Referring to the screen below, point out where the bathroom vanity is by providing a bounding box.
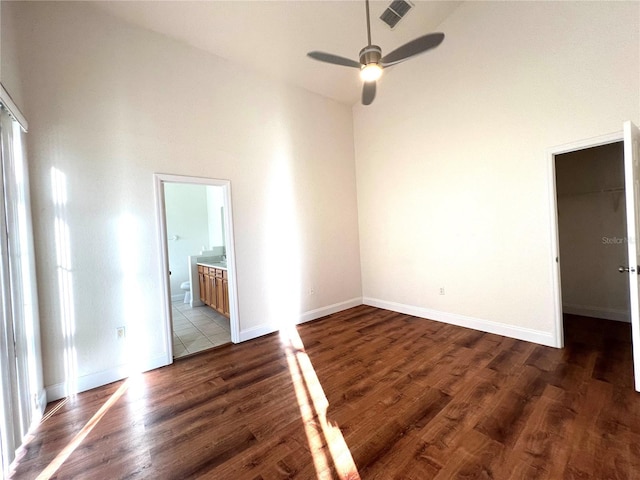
[197,263,230,318]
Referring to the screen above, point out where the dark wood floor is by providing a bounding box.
[9,306,640,479]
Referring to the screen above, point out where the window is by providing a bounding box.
[0,86,43,476]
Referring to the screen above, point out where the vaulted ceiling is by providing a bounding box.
[93,1,463,105]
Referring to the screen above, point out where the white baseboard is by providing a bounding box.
[238,297,363,342]
[45,353,170,402]
[562,303,630,323]
[363,297,557,347]
[44,297,363,402]
[21,388,47,444]
[299,297,363,323]
[37,388,47,414]
[44,296,556,402]
[239,324,278,343]
[171,294,184,302]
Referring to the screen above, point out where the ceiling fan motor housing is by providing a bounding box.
[306,0,445,104]
[359,45,382,66]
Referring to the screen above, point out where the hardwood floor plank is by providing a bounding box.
[417,374,503,467]
[432,428,504,480]
[359,389,451,477]
[506,391,576,479]
[206,430,306,479]
[473,389,534,447]
[9,309,640,479]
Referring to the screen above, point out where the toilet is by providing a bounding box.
[180,281,191,304]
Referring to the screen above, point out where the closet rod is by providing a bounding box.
[558,186,624,196]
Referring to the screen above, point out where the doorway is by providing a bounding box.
[154,174,239,360]
[555,141,629,325]
[552,139,636,385]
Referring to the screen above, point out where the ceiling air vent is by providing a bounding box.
[380,0,414,29]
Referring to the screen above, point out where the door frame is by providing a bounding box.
[154,173,240,362]
[548,130,623,348]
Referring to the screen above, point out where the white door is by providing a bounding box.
[623,120,640,392]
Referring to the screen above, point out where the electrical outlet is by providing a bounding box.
[309,287,315,296]
[439,287,445,295]
[117,326,126,339]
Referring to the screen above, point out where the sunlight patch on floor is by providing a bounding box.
[34,379,131,480]
[281,326,361,480]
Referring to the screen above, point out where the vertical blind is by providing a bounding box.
[0,89,43,476]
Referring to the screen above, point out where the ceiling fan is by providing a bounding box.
[307,0,444,106]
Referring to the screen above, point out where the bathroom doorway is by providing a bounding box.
[154,174,239,359]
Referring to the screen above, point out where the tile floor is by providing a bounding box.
[172,300,231,358]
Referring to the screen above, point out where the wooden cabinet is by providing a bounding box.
[206,271,215,308]
[198,265,206,303]
[197,264,230,318]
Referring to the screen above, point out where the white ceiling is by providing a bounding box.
[93,1,463,105]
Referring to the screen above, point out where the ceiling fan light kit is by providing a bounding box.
[360,64,383,82]
[307,0,445,106]
[359,45,383,82]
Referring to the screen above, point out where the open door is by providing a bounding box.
[623,120,640,392]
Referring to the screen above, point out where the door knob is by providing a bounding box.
[619,265,637,273]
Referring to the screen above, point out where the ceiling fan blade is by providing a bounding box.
[307,51,361,68]
[380,32,445,67]
[362,81,376,106]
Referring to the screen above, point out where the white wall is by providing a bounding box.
[6,1,362,399]
[556,143,629,322]
[354,1,640,345]
[0,3,24,109]
[164,183,210,299]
